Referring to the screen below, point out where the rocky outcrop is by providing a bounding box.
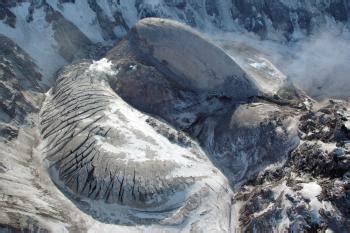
[0,34,43,139]
[0,1,112,83]
[231,0,349,39]
[1,0,349,46]
[134,0,350,40]
[203,102,298,185]
[234,100,350,232]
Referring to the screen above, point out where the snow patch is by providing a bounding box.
[300,182,322,200]
[298,181,334,223]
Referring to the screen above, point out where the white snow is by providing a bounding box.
[319,141,337,153]
[299,181,335,223]
[118,0,139,28]
[46,0,104,43]
[270,182,292,231]
[300,182,322,222]
[0,3,67,84]
[300,182,322,200]
[338,108,350,130]
[94,91,204,168]
[303,99,312,110]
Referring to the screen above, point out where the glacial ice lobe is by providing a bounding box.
[41,60,230,208]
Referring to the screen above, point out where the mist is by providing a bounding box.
[209,25,350,100]
[283,30,350,99]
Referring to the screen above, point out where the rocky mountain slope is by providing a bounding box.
[2,0,348,41]
[1,0,349,101]
[0,1,349,232]
[1,0,349,79]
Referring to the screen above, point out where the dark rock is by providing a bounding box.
[299,102,350,143]
[205,0,219,17]
[0,34,42,125]
[230,0,349,40]
[0,6,16,28]
[327,1,348,22]
[0,162,7,173]
[0,123,18,140]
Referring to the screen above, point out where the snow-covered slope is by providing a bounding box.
[0,0,349,98]
[1,0,349,82]
[0,2,66,84]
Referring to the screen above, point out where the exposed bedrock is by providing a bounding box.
[40,18,300,225]
[0,34,43,140]
[233,100,350,232]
